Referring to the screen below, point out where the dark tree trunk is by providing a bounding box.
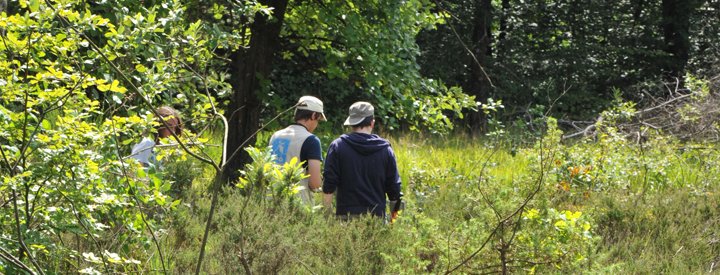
[223,0,289,182]
[467,0,493,135]
[498,0,509,45]
[661,0,701,81]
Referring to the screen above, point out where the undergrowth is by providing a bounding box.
[151,124,720,274]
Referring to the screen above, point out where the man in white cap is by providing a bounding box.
[269,96,327,205]
[322,101,402,220]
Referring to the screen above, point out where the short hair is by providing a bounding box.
[294,109,319,121]
[156,106,182,135]
[351,116,374,128]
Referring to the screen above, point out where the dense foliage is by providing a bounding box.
[417,0,720,122]
[1,0,719,274]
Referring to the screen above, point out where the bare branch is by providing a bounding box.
[11,188,45,275]
[562,78,720,142]
[446,87,566,273]
[0,245,37,274]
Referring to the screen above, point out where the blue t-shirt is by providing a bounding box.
[300,135,322,168]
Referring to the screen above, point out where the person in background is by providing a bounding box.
[130,106,183,167]
[322,101,402,220]
[269,96,327,205]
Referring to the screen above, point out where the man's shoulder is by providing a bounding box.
[273,125,294,134]
[271,125,305,138]
[269,127,286,138]
[329,136,346,146]
[370,133,389,141]
[302,134,321,144]
[132,137,155,152]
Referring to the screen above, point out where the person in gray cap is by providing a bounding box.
[270,96,326,205]
[322,102,402,220]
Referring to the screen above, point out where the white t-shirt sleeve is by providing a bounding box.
[130,137,156,165]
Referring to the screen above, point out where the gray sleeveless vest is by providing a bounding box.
[269,125,314,205]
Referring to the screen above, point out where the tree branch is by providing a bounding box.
[432,0,494,88]
[0,245,37,274]
[11,188,45,275]
[177,60,230,166]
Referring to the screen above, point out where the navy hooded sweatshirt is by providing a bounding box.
[323,132,402,217]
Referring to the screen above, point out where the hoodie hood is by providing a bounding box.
[340,132,390,156]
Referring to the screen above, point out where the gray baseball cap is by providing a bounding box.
[343,101,374,126]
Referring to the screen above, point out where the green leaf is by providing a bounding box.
[96,79,110,92]
[41,119,51,130]
[109,80,127,93]
[170,199,181,208]
[29,0,40,12]
[155,191,166,206]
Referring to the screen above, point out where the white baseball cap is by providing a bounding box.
[296,96,327,121]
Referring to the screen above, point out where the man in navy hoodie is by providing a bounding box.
[322,101,402,219]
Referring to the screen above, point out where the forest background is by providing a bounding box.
[1,0,720,274]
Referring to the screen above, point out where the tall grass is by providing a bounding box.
[155,131,720,273]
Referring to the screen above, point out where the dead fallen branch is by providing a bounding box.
[561,78,720,142]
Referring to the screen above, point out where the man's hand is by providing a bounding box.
[389,199,404,223]
[323,193,333,217]
[323,193,333,208]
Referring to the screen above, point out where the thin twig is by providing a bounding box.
[8,28,44,274]
[110,120,167,274]
[58,192,110,274]
[195,104,296,274]
[444,162,549,274]
[177,60,230,166]
[20,29,32,172]
[636,92,693,115]
[223,104,297,170]
[475,149,502,222]
[195,174,225,275]
[446,85,565,274]
[0,246,36,274]
[12,188,45,275]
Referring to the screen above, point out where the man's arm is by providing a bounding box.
[307,159,322,190]
[322,141,340,211]
[385,146,402,201]
[300,135,323,190]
